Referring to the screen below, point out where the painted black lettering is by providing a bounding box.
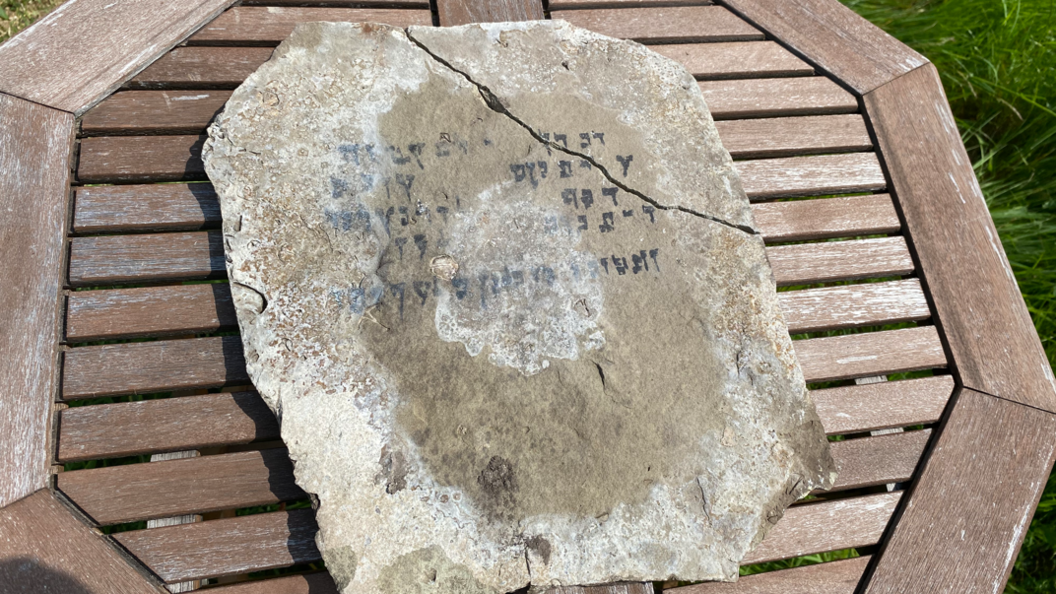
[616,155,633,177]
[599,212,614,233]
[602,187,618,206]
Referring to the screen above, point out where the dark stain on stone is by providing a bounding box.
[477,455,517,513]
[377,446,408,495]
[525,535,552,565]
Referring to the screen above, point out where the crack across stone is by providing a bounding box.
[404,29,757,237]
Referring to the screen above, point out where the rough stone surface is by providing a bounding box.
[202,20,837,594]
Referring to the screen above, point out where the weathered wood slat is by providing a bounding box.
[0,94,74,508]
[700,77,858,120]
[745,492,901,564]
[114,509,320,583]
[129,47,276,90]
[0,490,162,592]
[57,391,278,463]
[794,326,947,383]
[716,114,871,160]
[66,283,237,342]
[73,183,221,234]
[81,91,230,136]
[66,231,910,288]
[58,448,305,525]
[866,389,1056,593]
[780,279,930,334]
[554,6,762,43]
[68,231,225,287]
[77,135,206,184]
[550,0,713,8]
[646,41,813,80]
[186,7,433,45]
[752,194,900,243]
[672,556,869,594]
[245,0,427,5]
[738,153,886,200]
[206,573,338,594]
[767,237,914,287]
[812,375,954,436]
[62,336,248,400]
[826,429,929,493]
[436,0,544,25]
[721,0,928,94]
[548,585,653,594]
[865,64,1056,412]
[60,321,941,400]
[0,0,234,114]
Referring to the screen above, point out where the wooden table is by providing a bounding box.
[1,0,1053,592]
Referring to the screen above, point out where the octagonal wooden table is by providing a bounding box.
[1,0,1054,592]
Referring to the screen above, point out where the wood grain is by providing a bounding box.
[700,77,857,120]
[68,231,225,286]
[62,336,248,400]
[795,326,947,383]
[114,509,320,583]
[206,573,338,594]
[737,153,886,200]
[779,279,930,334]
[826,429,929,493]
[554,6,763,43]
[766,237,914,287]
[719,0,928,94]
[186,7,433,45]
[65,231,909,287]
[550,0,713,7]
[66,283,237,341]
[865,388,1056,594]
[672,556,868,593]
[0,94,73,508]
[81,91,230,136]
[73,183,221,234]
[59,448,305,525]
[716,114,871,160]
[647,41,813,80]
[436,0,543,25]
[548,585,653,594]
[0,490,162,593]
[77,135,206,184]
[864,63,1056,412]
[57,391,278,462]
[812,375,954,436]
[744,491,901,564]
[129,47,276,90]
[0,0,235,114]
[752,194,900,243]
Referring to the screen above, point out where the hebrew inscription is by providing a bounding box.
[203,20,836,594]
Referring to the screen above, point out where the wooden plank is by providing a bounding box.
[80,91,230,136]
[554,6,763,43]
[68,231,225,287]
[795,326,947,384]
[826,429,929,493]
[0,0,235,114]
[738,153,886,200]
[671,556,868,593]
[865,388,1056,594]
[129,47,275,90]
[77,135,206,184]
[779,279,930,334]
[436,0,543,25]
[186,7,433,45]
[813,375,954,436]
[744,491,901,564]
[62,336,248,400]
[65,231,909,287]
[0,94,73,508]
[58,448,305,525]
[245,0,427,6]
[67,284,237,342]
[548,585,652,594]
[114,509,321,583]
[864,63,1056,412]
[550,0,713,8]
[751,194,900,243]
[57,391,278,462]
[767,237,914,287]
[0,490,161,592]
[720,0,928,94]
[700,77,858,120]
[716,114,871,160]
[206,573,338,594]
[626,41,813,80]
[73,183,221,234]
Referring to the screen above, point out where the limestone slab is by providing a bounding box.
[203,20,836,593]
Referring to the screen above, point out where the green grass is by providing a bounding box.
[0,0,62,43]
[839,0,1056,591]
